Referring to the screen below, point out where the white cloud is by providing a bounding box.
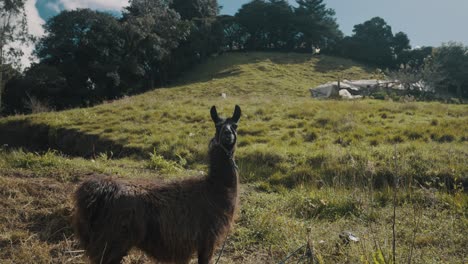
[58,0,129,11]
[25,0,45,37]
[45,2,62,13]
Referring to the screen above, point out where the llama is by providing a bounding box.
[72,105,242,264]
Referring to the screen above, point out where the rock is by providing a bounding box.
[310,83,339,98]
[339,89,362,99]
[221,93,227,99]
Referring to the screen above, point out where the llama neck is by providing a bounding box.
[208,145,238,189]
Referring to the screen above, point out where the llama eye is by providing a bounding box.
[231,124,238,130]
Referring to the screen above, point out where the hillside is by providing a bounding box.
[1,52,467,263]
[0,52,373,155]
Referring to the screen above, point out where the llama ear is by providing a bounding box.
[210,106,221,124]
[232,105,241,123]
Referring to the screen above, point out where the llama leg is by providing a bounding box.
[198,241,216,264]
[87,241,131,264]
[175,259,191,264]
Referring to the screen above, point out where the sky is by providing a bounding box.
[15,0,468,67]
[219,0,468,48]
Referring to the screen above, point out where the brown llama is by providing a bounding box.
[72,105,242,264]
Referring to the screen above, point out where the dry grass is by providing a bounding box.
[1,168,466,263]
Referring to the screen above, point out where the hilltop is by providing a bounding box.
[0,52,467,263]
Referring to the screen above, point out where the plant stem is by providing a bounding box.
[392,145,398,264]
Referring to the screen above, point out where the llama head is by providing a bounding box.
[210,105,241,149]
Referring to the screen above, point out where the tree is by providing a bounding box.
[338,17,410,68]
[398,46,432,69]
[235,0,270,50]
[218,15,246,50]
[294,0,342,51]
[265,0,295,50]
[4,64,67,112]
[171,0,219,20]
[35,9,126,107]
[344,17,395,67]
[159,0,223,84]
[236,0,295,50]
[429,42,468,98]
[0,0,31,110]
[122,0,190,89]
[393,32,410,56]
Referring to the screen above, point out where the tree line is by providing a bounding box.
[1,0,467,115]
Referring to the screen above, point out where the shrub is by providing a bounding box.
[315,118,330,127]
[438,134,456,143]
[147,149,181,174]
[7,149,61,169]
[404,130,424,140]
[303,130,318,142]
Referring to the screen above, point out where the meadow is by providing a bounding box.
[0,52,467,263]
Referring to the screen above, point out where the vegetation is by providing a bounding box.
[2,0,468,115]
[0,52,467,263]
[427,42,468,98]
[337,17,410,68]
[2,0,219,114]
[0,0,31,110]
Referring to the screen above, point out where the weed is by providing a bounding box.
[147,149,181,174]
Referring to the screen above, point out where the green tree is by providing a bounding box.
[35,9,126,107]
[218,15,246,50]
[235,0,270,50]
[266,0,295,50]
[429,42,468,98]
[0,0,31,111]
[294,0,342,51]
[236,0,295,50]
[5,63,67,112]
[171,0,219,20]
[393,32,410,55]
[160,0,223,84]
[344,17,394,67]
[339,17,410,68]
[123,0,190,89]
[398,46,432,69]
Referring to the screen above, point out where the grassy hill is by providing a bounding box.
[0,52,467,263]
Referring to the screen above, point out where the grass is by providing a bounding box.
[0,52,467,263]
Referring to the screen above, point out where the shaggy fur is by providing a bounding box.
[72,106,241,264]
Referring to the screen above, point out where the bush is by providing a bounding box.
[303,130,318,142]
[147,149,181,174]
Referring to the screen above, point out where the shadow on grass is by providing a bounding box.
[0,119,143,158]
[171,51,252,86]
[28,207,74,244]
